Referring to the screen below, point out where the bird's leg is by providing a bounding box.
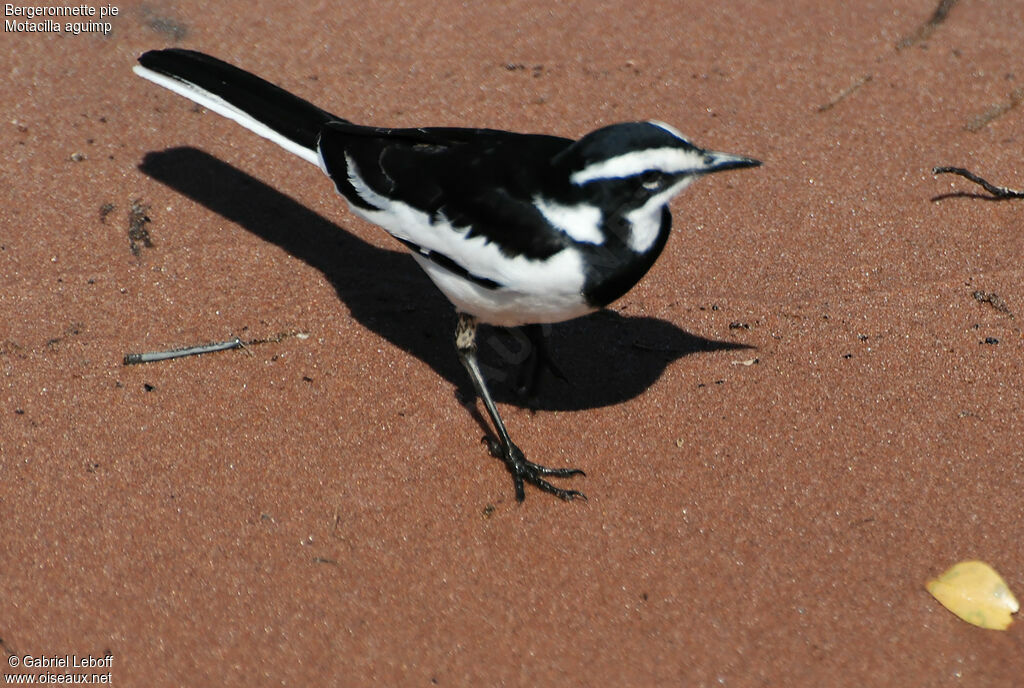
[455,313,585,502]
[515,324,569,400]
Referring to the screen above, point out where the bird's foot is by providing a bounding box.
[483,437,586,502]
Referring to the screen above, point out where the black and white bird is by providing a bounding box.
[133,48,760,502]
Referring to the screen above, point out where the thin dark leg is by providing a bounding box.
[516,324,569,400]
[455,313,585,502]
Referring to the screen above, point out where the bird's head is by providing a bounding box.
[549,120,760,250]
[557,120,759,197]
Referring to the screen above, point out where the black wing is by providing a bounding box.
[317,121,578,260]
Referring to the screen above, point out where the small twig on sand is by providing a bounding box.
[124,337,244,365]
[965,86,1024,132]
[123,331,309,365]
[932,167,1024,200]
[817,74,872,113]
[897,0,958,49]
[972,290,1014,317]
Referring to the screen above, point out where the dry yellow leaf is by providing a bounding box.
[926,560,1019,630]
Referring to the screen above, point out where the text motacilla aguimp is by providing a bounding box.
[133,48,761,502]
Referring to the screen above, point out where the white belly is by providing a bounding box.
[413,253,595,327]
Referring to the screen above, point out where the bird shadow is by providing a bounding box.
[930,191,1020,202]
[138,147,751,413]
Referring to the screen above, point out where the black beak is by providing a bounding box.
[703,150,762,173]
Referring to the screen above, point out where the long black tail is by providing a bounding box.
[134,49,344,165]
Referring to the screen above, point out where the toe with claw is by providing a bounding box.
[484,437,586,502]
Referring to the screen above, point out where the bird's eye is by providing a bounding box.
[640,170,663,190]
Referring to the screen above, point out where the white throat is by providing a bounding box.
[625,177,692,252]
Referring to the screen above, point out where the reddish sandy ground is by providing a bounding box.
[3,1,1023,685]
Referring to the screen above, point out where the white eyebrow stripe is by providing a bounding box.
[570,147,707,185]
[649,120,687,139]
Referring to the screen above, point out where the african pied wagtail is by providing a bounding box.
[134,48,761,502]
